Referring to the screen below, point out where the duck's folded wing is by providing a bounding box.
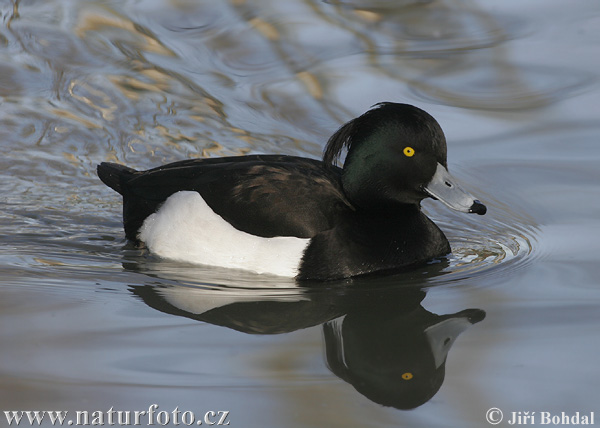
[114,156,353,240]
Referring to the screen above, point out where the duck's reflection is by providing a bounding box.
[130,269,484,409]
[132,282,345,334]
[323,289,484,409]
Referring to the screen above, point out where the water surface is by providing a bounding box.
[2,0,600,427]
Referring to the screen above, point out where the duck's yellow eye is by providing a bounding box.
[402,372,413,380]
[403,147,415,157]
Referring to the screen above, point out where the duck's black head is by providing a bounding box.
[324,103,486,215]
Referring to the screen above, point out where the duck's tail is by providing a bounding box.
[97,162,138,195]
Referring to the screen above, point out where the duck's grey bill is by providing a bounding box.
[424,163,487,215]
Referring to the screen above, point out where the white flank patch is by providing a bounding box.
[139,191,310,277]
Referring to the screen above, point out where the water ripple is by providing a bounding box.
[420,190,539,288]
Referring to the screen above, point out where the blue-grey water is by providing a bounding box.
[1,1,599,427]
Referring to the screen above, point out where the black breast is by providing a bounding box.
[297,208,451,280]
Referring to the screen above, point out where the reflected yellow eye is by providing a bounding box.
[402,372,413,380]
[403,147,415,157]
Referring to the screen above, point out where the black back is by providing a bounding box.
[98,155,354,241]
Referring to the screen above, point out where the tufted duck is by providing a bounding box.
[98,103,486,280]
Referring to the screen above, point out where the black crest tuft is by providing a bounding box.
[322,103,395,167]
[322,117,357,167]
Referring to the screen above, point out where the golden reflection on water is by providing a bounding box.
[3,0,590,175]
[74,9,175,57]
